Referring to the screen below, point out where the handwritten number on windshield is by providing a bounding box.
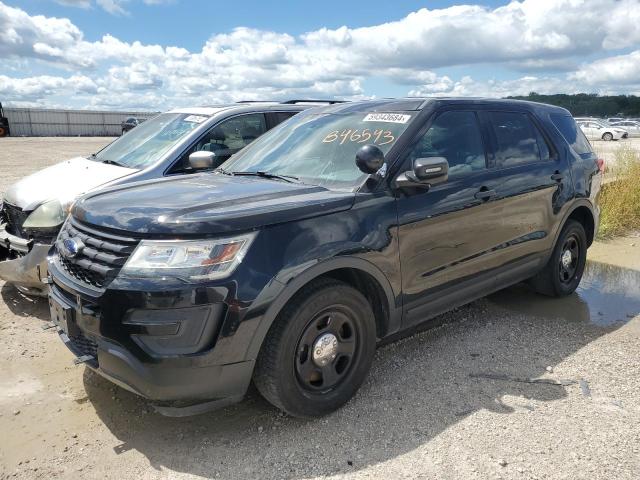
[322,129,395,146]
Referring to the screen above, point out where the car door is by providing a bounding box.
[624,122,640,136]
[168,113,267,174]
[478,109,573,287]
[579,122,595,140]
[394,108,510,326]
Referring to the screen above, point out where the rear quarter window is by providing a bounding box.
[550,114,593,155]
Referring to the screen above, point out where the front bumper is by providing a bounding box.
[48,260,256,413]
[0,225,50,292]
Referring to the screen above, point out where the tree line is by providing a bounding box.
[507,93,640,117]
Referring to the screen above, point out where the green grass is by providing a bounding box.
[598,146,640,238]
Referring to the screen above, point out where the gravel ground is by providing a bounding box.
[0,137,639,480]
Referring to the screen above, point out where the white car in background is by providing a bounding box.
[610,120,640,137]
[576,120,628,141]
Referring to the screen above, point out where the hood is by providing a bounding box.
[2,157,136,211]
[73,174,355,236]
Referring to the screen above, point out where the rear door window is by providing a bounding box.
[269,111,298,127]
[488,111,550,167]
[408,110,486,179]
[550,114,593,155]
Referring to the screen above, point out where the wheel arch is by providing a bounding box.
[565,204,596,246]
[553,200,597,247]
[245,257,401,361]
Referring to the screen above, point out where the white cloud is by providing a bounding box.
[55,0,91,8]
[95,0,128,16]
[571,50,640,87]
[1,0,640,109]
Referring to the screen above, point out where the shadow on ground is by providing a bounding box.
[75,261,639,478]
[1,283,50,321]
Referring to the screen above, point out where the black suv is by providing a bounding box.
[47,98,602,417]
[120,117,140,134]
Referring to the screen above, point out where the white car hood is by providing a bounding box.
[2,157,136,211]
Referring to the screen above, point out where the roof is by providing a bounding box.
[315,97,571,115]
[166,100,344,117]
[166,106,234,116]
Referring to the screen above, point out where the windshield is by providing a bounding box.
[93,113,209,169]
[221,111,415,189]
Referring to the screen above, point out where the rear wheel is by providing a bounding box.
[253,278,376,418]
[602,132,613,141]
[530,219,587,297]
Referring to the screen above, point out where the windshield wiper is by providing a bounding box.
[213,167,233,175]
[101,159,126,167]
[231,171,300,183]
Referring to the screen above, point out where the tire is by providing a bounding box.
[602,132,613,141]
[530,219,587,297]
[253,278,376,418]
[0,126,6,137]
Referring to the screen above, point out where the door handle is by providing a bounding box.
[474,188,496,201]
[551,172,564,182]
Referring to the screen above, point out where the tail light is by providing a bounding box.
[596,158,605,173]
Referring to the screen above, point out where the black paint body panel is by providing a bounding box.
[49,98,601,408]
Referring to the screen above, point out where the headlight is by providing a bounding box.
[120,232,256,281]
[22,199,68,229]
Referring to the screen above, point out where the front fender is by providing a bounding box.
[243,256,402,361]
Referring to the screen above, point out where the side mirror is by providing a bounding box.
[413,157,449,181]
[395,157,449,190]
[355,145,385,174]
[189,150,215,170]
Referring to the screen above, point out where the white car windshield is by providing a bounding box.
[222,111,415,189]
[92,113,209,169]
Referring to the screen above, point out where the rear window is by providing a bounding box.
[550,114,592,155]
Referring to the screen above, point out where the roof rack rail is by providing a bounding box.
[280,100,346,105]
[235,100,279,104]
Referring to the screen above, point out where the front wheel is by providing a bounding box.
[530,219,587,297]
[602,132,613,141]
[253,278,376,418]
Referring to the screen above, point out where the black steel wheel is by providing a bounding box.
[558,233,580,285]
[294,307,358,392]
[530,219,587,297]
[254,278,376,418]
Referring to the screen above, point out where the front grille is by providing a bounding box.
[68,332,99,365]
[1,203,29,238]
[56,218,139,289]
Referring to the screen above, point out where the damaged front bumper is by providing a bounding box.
[0,224,50,294]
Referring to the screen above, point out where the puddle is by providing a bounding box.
[489,261,640,327]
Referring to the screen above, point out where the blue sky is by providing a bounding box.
[1,0,640,109]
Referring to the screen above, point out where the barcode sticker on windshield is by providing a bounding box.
[363,113,411,124]
[184,115,208,123]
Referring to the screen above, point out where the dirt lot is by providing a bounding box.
[1,137,639,480]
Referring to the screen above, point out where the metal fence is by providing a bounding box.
[4,108,158,137]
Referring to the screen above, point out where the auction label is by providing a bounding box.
[363,113,411,124]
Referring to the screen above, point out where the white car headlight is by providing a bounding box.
[120,232,256,281]
[23,199,68,229]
